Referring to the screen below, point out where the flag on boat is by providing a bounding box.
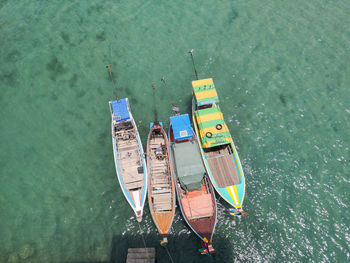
[229,208,242,216]
[160,237,168,247]
[199,248,210,256]
[199,237,213,256]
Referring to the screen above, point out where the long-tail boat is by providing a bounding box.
[146,85,175,245]
[191,78,246,212]
[109,98,147,222]
[168,113,217,254]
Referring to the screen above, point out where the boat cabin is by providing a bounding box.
[110,98,131,123]
[170,114,205,192]
[192,78,219,110]
[109,99,136,137]
[169,114,193,143]
[192,79,232,148]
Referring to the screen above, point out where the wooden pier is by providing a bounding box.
[126,248,156,263]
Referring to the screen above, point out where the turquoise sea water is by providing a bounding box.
[1,0,349,262]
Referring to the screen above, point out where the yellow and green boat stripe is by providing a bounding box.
[195,118,224,129]
[195,90,218,102]
[192,78,214,88]
[195,107,232,148]
[192,99,246,209]
[192,78,219,105]
[195,112,223,124]
[199,124,228,137]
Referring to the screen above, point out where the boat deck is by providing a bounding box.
[205,145,240,187]
[178,179,216,242]
[181,184,214,220]
[148,129,175,235]
[116,128,144,191]
[149,136,173,213]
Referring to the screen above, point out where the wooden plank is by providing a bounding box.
[153,194,171,203]
[151,180,169,184]
[152,189,171,194]
[154,204,172,211]
[151,178,168,183]
[152,173,168,177]
[151,176,168,180]
[151,168,166,172]
[151,165,166,169]
[154,193,171,200]
[125,181,143,190]
[207,154,240,187]
[124,176,144,184]
[151,211,174,234]
[126,248,155,263]
[151,174,168,179]
[153,194,171,199]
[152,184,170,188]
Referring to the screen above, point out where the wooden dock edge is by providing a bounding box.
[126,247,156,263]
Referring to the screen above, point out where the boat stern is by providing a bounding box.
[136,210,142,222]
[219,183,245,209]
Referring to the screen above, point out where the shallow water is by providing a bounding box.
[0,0,349,262]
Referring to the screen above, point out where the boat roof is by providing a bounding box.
[195,106,232,148]
[170,114,193,141]
[111,98,131,122]
[192,78,219,106]
[172,141,205,191]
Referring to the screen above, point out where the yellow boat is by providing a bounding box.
[191,78,246,211]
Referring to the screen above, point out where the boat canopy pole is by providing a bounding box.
[152,85,158,124]
[106,64,119,100]
[189,49,199,80]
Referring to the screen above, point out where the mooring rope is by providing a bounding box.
[106,64,119,100]
[164,246,174,263]
[189,49,199,80]
[136,220,149,259]
[152,85,158,124]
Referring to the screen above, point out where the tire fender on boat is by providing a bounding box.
[216,124,223,130]
[206,132,213,138]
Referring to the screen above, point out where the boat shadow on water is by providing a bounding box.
[107,232,236,263]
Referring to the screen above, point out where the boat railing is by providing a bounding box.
[203,176,210,193]
[227,144,233,154]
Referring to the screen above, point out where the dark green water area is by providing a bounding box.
[0,0,349,262]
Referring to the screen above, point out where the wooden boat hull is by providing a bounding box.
[174,176,217,242]
[168,122,217,244]
[109,98,147,222]
[191,87,245,209]
[147,123,175,237]
[195,121,245,208]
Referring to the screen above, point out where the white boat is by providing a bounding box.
[109,98,147,222]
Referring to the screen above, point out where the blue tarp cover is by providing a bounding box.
[111,99,130,122]
[170,114,193,141]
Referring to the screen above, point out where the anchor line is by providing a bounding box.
[106,64,118,100]
[137,220,150,260]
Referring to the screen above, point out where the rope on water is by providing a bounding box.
[137,220,147,249]
[164,246,174,263]
[137,220,150,260]
[152,85,158,124]
[106,64,118,100]
[189,49,199,80]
